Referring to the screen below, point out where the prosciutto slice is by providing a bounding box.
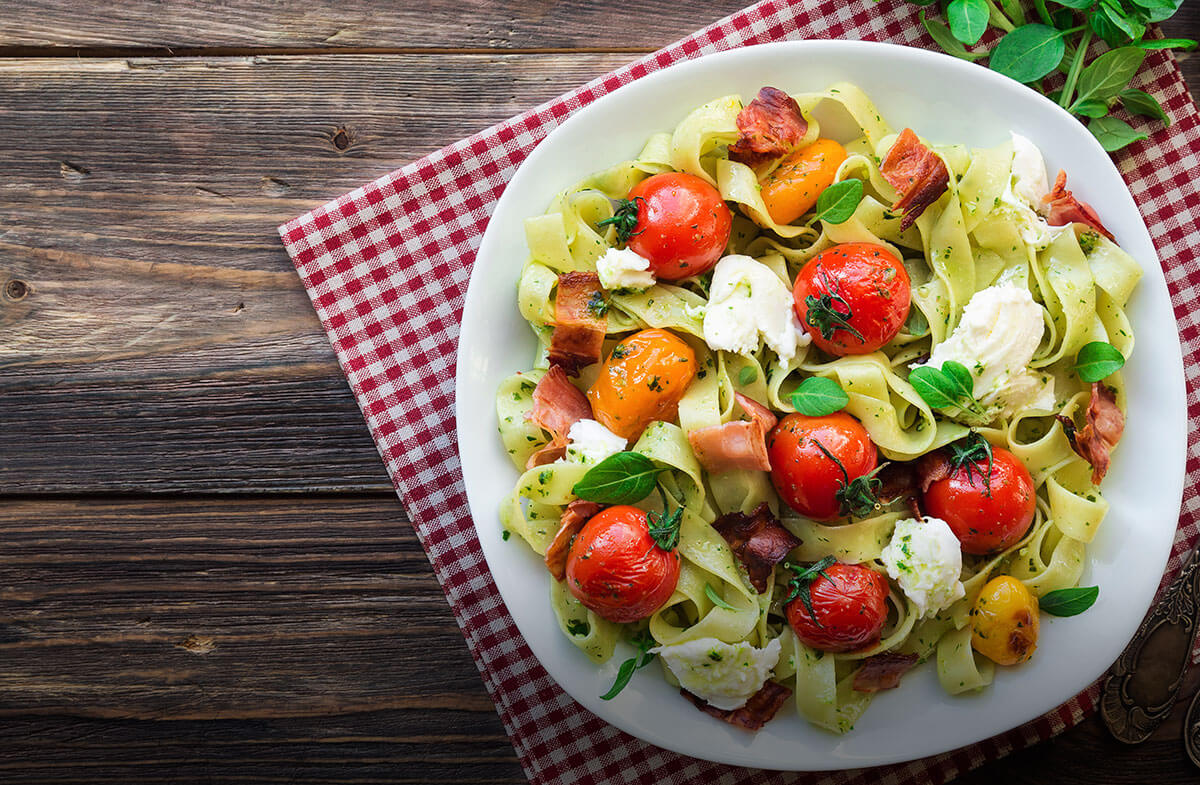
[881,128,951,231]
[728,86,808,169]
[548,271,607,376]
[526,365,593,469]
[852,653,920,693]
[1058,382,1124,485]
[686,393,777,475]
[681,680,793,731]
[1041,170,1115,241]
[544,499,602,581]
[712,502,801,593]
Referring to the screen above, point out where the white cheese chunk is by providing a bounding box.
[1010,132,1051,208]
[596,247,656,292]
[702,255,810,362]
[561,419,627,465]
[880,517,966,618]
[915,284,1055,421]
[652,637,782,711]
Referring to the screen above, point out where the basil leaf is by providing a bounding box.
[942,361,977,401]
[704,582,737,611]
[921,10,984,61]
[1053,0,1095,8]
[1138,0,1183,23]
[1071,99,1110,118]
[990,25,1066,83]
[1136,38,1197,51]
[1099,0,1145,43]
[1089,9,1126,48]
[792,376,850,416]
[1075,341,1126,381]
[948,0,990,45]
[904,305,930,338]
[908,366,959,409]
[1120,88,1170,125]
[1089,116,1149,151]
[737,365,758,386]
[573,451,661,505]
[1128,0,1177,9]
[1051,8,1075,30]
[1000,0,1027,25]
[1075,47,1146,104]
[812,178,864,225]
[1041,585,1100,617]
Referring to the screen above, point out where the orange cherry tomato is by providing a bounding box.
[566,505,681,624]
[625,172,733,280]
[792,242,911,356]
[923,446,1036,555]
[785,562,889,653]
[761,138,848,225]
[767,412,878,521]
[587,329,696,441]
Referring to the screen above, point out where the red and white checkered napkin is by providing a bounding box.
[279,1,1200,782]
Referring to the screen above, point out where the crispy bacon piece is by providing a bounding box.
[916,450,952,492]
[686,393,777,475]
[728,86,809,169]
[682,680,793,731]
[712,502,801,593]
[544,500,602,581]
[880,128,951,231]
[548,272,608,376]
[873,462,923,518]
[1041,170,1115,241]
[852,653,920,693]
[526,365,593,470]
[1057,382,1125,485]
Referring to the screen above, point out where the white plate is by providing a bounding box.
[455,40,1186,770]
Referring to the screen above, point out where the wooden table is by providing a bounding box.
[1,3,1197,782]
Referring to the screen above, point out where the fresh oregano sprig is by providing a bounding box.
[783,556,838,625]
[947,431,996,497]
[909,360,988,419]
[598,196,645,244]
[811,439,886,518]
[804,268,866,344]
[911,0,1195,151]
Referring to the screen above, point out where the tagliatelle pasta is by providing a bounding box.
[495,82,1140,734]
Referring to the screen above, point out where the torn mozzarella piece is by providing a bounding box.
[652,637,782,711]
[596,247,656,292]
[702,255,810,362]
[561,419,626,465]
[880,517,966,618]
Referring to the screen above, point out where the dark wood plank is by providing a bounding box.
[0,53,631,493]
[0,0,747,50]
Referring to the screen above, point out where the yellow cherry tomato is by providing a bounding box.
[971,576,1040,666]
[587,329,696,441]
[761,138,848,225]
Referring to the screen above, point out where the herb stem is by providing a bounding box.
[1059,27,1093,110]
[983,0,1015,33]
[1033,0,1052,27]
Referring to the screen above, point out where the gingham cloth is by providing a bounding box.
[279,1,1200,782]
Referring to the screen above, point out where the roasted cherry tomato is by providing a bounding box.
[971,575,1039,666]
[923,446,1036,555]
[767,412,879,521]
[785,562,890,653]
[624,172,733,281]
[792,242,911,356]
[566,505,681,624]
[761,138,848,225]
[587,328,696,441]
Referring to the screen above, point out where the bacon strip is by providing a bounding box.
[682,680,793,731]
[544,500,602,581]
[728,86,808,169]
[1057,382,1125,485]
[548,272,607,376]
[1041,170,1115,241]
[881,128,951,231]
[526,365,593,470]
[712,502,801,593]
[852,653,920,693]
[686,393,777,475]
[916,451,952,493]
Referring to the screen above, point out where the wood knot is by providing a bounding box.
[5,279,29,301]
[176,634,216,655]
[331,126,351,151]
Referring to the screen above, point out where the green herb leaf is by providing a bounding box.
[646,506,683,552]
[599,630,657,700]
[1128,0,1180,10]
[1000,0,1028,25]
[908,366,960,409]
[990,25,1066,83]
[573,451,662,505]
[737,365,758,386]
[811,439,884,518]
[948,0,990,45]
[1089,116,1149,151]
[1040,585,1100,617]
[1120,88,1170,125]
[783,557,837,625]
[565,618,590,636]
[1141,0,1185,23]
[942,361,977,401]
[904,305,930,337]
[597,197,644,244]
[1098,0,1145,42]
[1135,38,1197,51]
[921,10,984,60]
[1053,0,1095,9]
[791,376,850,417]
[1074,341,1126,382]
[1075,47,1146,104]
[812,178,864,225]
[1088,10,1126,48]
[704,582,737,610]
[947,432,995,496]
[1071,98,1110,118]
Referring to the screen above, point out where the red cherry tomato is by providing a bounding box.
[565,505,681,624]
[923,446,1036,555]
[767,412,879,521]
[792,242,911,355]
[625,172,733,281]
[786,562,890,653]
